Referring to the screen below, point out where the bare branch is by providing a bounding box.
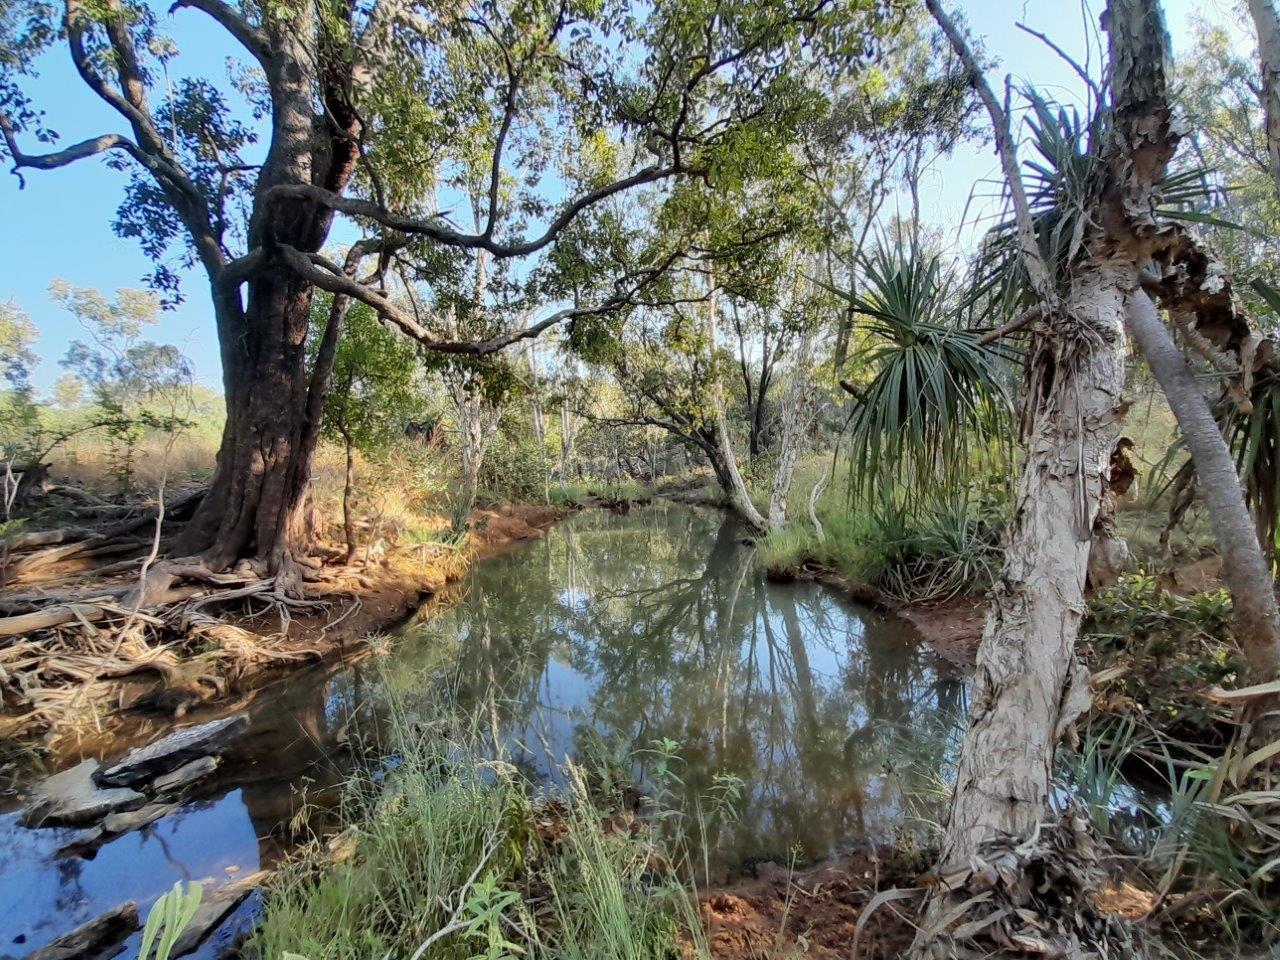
[268,157,684,257]
[926,0,1056,307]
[975,304,1042,345]
[169,0,272,68]
[0,114,142,185]
[1014,22,1102,105]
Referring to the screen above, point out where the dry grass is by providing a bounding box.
[48,425,221,493]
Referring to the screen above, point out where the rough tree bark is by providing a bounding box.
[912,2,1137,956]
[938,266,1129,860]
[171,5,364,576]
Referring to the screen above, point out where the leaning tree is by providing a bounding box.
[910,1,1280,956]
[1,0,892,581]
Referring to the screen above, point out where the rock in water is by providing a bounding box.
[22,761,146,827]
[152,755,219,794]
[101,801,178,835]
[24,902,139,960]
[95,713,249,788]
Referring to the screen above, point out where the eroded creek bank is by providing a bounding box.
[2,502,969,958]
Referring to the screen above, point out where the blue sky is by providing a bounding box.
[0,0,1247,393]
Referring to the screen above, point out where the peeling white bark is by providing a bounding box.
[942,265,1129,863]
[1249,0,1280,203]
[766,339,820,530]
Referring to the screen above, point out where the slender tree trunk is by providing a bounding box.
[1249,0,1280,203]
[715,407,769,531]
[342,431,357,564]
[708,289,769,531]
[766,348,818,529]
[1126,291,1280,689]
[452,388,500,532]
[559,404,575,495]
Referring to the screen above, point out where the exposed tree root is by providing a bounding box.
[913,815,1146,960]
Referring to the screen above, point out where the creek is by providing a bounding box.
[1,502,966,957]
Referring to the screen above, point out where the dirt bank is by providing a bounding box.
[698,851,922,960]
[0,502,569,751]
[697,846,1159,960]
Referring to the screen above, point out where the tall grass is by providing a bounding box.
[250,695,711,960]
[756,456,1006,603]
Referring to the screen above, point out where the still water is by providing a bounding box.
[1,503,964,956]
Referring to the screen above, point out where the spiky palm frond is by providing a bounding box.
[831,240,1016,502]
[970,90,1225,318]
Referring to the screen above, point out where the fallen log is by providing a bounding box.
[2,526,97,551]
[0,602,110,637]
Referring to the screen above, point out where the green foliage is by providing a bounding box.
[0,298,39,458]
[23,280,197,488]
[1082,574,1242,733]
[252,707,711,960]
[316,298,429,452]
[478,432,553,502]
[832,239,1015,500]
[138,881,203,960]
[757,479,1008,603]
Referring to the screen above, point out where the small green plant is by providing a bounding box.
[138,881,203,960]
[459,873,525,960]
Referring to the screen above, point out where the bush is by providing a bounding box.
[756,481,1007,603]
[477,433,554,502]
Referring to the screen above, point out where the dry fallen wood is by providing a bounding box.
[2,526,97,550]
[0,602,110,637]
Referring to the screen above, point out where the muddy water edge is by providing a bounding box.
[1,502,968,958]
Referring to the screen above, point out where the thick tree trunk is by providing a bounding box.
[946,267,1128,857]
[1126,291,1280,687]
[179,268,317,574]
[914,267,1130,958]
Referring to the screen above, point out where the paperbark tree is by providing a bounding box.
[909,1,1153,955]
[914,1,1280,955]
[1248,0,1280,203]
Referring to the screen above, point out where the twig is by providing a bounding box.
[407,829,504,960]
[976,304,1043,345]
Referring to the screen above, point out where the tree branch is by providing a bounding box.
[926,0,1056,307]
[267,158,684,258]
[169,0,272,68]
[0,114,142,184]
[276,244,674,355]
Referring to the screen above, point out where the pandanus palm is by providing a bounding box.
[832,239,1016,504]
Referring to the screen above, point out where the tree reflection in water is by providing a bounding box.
[389,503,967,873]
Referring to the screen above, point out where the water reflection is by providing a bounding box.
[390,504,966,868]
[1,503,964,953]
